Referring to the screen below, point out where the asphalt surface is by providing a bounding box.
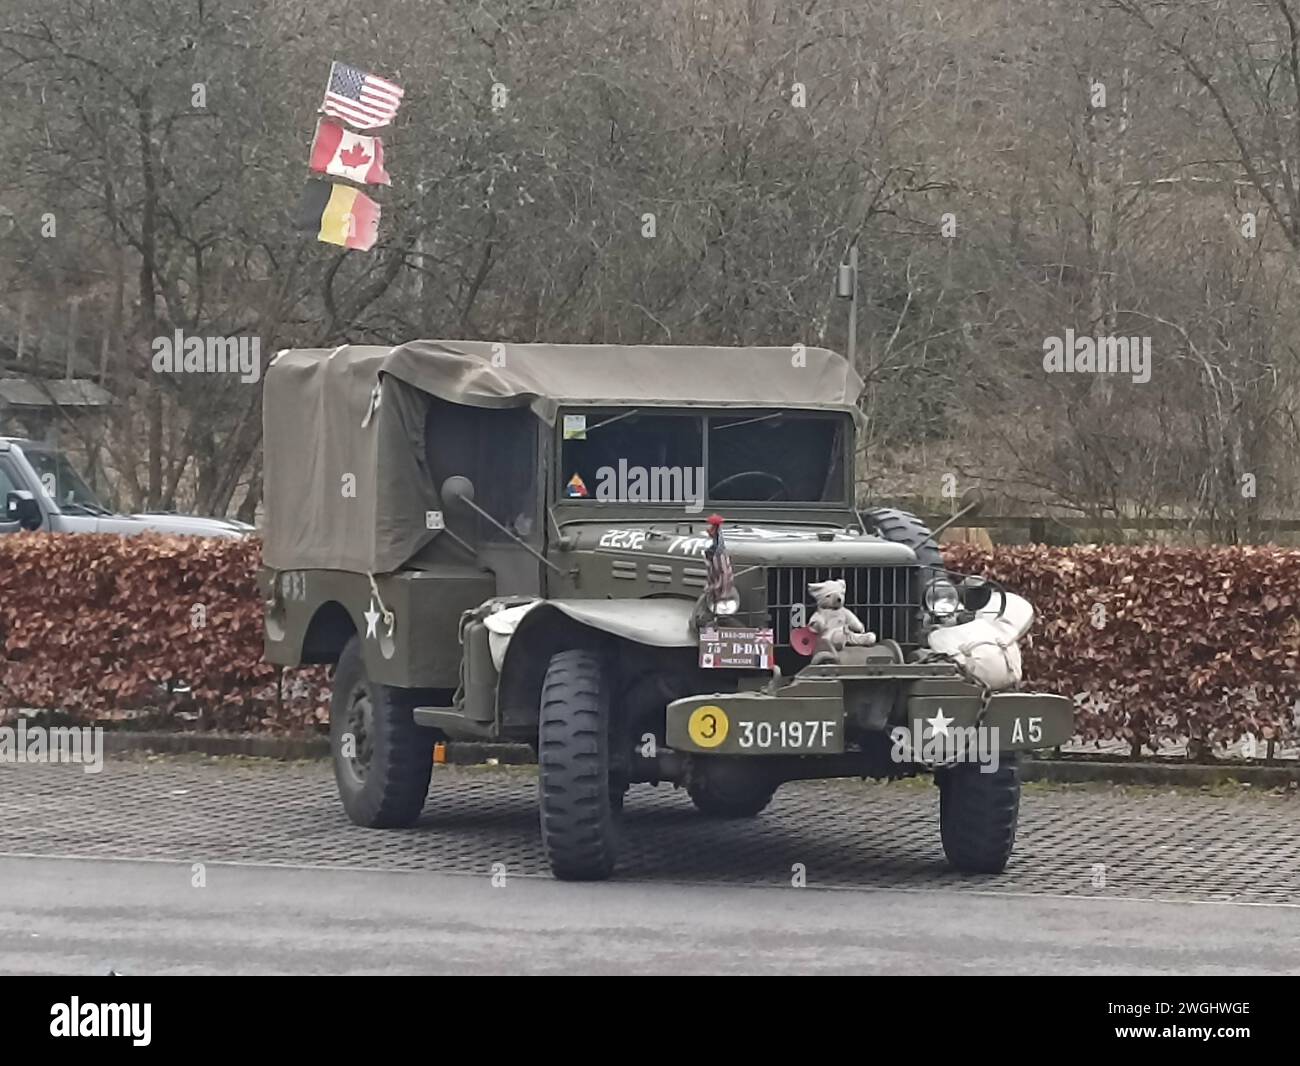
[2,856,1297,975]
[1,758,1297,974]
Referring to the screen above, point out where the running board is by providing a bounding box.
[413,707,497,739]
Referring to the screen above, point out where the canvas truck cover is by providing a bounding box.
[262,339,864,573]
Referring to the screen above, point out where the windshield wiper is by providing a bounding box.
[712,412,785,430]
[583,409,641,432]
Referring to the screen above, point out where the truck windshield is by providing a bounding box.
[708,412,846,502]
[559,410,846,504]
[23,448,108,513]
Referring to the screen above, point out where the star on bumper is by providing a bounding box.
[926,708,954,737]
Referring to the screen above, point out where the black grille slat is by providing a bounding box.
[763,565,919,648]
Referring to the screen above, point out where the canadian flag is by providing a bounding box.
[308,119,391,186]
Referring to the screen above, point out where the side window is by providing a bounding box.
[0,461,19,499]
[425,400,539,542]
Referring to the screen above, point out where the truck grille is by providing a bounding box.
[764,565,921,648]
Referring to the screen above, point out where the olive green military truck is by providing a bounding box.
[261,341,1073,880]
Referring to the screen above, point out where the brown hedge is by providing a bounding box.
[945,543,1300,753]
[0,533,327,732]
[1,534,1297,749]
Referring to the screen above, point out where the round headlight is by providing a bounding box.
[923,578,961,617]
[708,594,740,617]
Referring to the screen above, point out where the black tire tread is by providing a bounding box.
[862,506,945,571]
[939,757,1021,873]
[330,636,435,829]
[538,649,618,880]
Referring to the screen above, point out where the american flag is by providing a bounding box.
[320,61,404,130]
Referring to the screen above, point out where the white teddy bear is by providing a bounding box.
[807,579,876,664]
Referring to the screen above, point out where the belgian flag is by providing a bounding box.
[293,179,381,251]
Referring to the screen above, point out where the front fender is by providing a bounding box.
[492,597,697,667]
[529,597,696,647]
[493,598,697,732]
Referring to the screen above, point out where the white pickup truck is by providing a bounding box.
[0,437,253,538]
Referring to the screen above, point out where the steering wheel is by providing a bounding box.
[708,470,791,501]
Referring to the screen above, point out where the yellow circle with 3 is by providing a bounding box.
[688,705,729,748]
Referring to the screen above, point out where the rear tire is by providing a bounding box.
[330,636,436,828]
[938,757,1020,873]
[538,649,619,881]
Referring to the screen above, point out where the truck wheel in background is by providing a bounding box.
[863,507,948,642]
[687,761,777,818]
[538,648,620,881]
[937,757,1021,873]
[330,635,436,828]
[862,507,945,571]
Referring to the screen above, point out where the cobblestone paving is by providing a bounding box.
[2,758,1296,903]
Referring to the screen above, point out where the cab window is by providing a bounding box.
[424,399,539,542]
[707,413,846,503]
[559,410,703,504]
[557,408,846,504]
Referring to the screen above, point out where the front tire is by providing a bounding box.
[330,635,435,828]
[538,649,620,881]
[938,756,1020,873]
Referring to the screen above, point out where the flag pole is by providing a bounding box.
[318,60,336,116]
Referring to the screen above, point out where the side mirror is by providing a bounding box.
[439,475,476,509]
[6,490,42,531]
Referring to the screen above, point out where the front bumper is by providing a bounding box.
[665,662,1073,758]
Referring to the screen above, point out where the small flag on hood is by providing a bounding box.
[309,119,391,186]
[294,180,381,251]
[565,473,589,497]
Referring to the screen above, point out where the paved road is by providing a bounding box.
[5,759,1300,900]
[2,855,1297,975]
[1,758,1297,974]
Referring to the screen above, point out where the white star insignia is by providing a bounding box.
[363,599,380,640]
[926,708,954,737]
